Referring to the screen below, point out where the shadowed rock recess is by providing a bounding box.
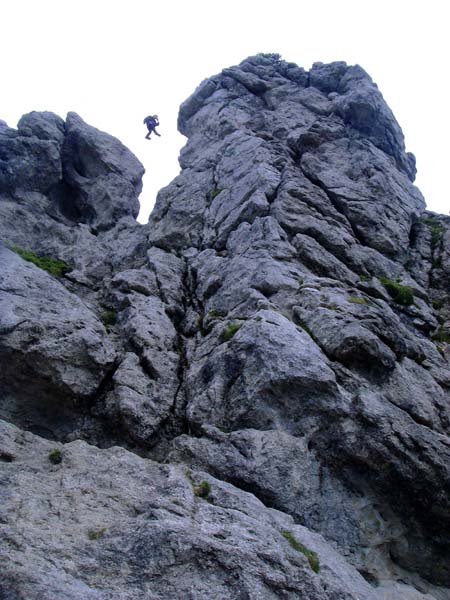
[1,55,449,599]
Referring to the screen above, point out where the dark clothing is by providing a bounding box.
[144,116,158,128]
[144,116,160,139]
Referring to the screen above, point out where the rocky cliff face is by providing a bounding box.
[1,55,450,600]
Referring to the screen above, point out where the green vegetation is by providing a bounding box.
[359,275,372,283]
[379,277,414,306]
[11,246,71,277]
[193,481,211,499]
[87,528,106,540]
[323,303,339,311]
[282,531,320,573]
[432,327,450,343]
[186,470,212,500]
[281,311,293,321]
[436,344,446,358]
[347,297,369,305]
[197,313,213,337]
[48,448,62,465]
[221,323,242,342]
[421,216,444,249]
[210,188,224,201]
[100,310,117,328]
[299,322,313,337]
[432,297,445,310]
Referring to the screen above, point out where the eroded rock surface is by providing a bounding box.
[1,55,449,599]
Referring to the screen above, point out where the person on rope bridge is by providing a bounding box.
[143,115,161,140]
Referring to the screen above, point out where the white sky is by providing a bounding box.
[2,0,448,222]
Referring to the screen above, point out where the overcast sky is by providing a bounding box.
[2,0,448,222]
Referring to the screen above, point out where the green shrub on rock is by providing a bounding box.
[281,531,320,573]
[421,216,444,248]
[100,310,117,328]
[48,449,62,465]
[11,246,71,278]
[432,327,450,343]
[193,481,211,499]
[379,278,414,306]
[221,324,241,342]
[87,528,106,540]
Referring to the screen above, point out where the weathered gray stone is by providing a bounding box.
[0,419,380,600]
[1,54,449,599]
[0,124,62,193]
[300,138,424,259]
[17,111,65,145]
[62,112,144,231]
[0,245,116,440]
[185,309,343,433]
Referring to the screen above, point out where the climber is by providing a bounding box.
[143,115,161,140]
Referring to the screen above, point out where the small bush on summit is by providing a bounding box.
[379,278,414,306]
[257,52,282,61]
[11,246,71,278]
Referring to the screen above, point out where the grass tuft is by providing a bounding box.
[380,277,414,306]
[282,531,320,573]
[257,52,282,61]
[210,188,224,201]
[432,328,450,344]
[193,481,211,499]
[48,448,62,465]
[87,528,106,540]
[11,246,71,277]
[100,310,117,328]
[421,216,444,248]
[347,297,369,305]
[432,298,445,310]
[221,324,241,342]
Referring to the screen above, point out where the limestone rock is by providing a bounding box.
[0,419,379,600]
[1,54,450,599]
[17,111,66,145]
[0,123,62,193]
[0,245,116,440]
[62,112,144,231]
